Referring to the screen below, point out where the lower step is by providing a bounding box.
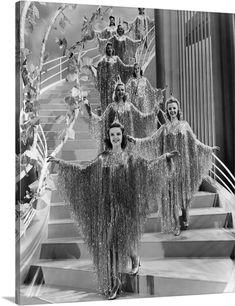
[26,257,234,297]
[40,228,235,260]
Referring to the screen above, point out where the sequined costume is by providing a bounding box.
[132,120,213,233]
[89,101,159,153]
[98,35,141,64]
[127,15,154,41]
[56,150,169,296]
[97,56,133,112]
[126,76,163,113]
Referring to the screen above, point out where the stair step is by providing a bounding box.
[50,190,217,208]
[48,219,81,239]
[46,139,97,150]
[39,130,91,140]
[50,203,71,220]
[49,204,232,232]
[30,257,234,296]
[40,228,235,260]
[190,191,218,208]
[139,228,235,259]
[145,207,232,232]
[58,149,98,162]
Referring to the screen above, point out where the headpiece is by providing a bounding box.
[165,94,181,110]
[110,114,124,130]
[115,75,125,88]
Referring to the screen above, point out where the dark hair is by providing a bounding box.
[165,98,182,121]
[109,16,115,20]
[105,42,115,55]
[114,83,128,102]
[132,63,143,78]
[117,24,125,35]
[104,122,127,150]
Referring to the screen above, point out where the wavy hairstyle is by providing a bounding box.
[104,121,127,150]
[132,63,143,78]
[113,83,128,102]
[165,96,183,121]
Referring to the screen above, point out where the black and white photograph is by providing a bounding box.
[1,0,235,305]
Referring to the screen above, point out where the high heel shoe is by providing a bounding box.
[131,256,140,275]
[108,277,121,300]
[173,227,181,236]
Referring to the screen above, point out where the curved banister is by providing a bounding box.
[213,153,235,186]
[209,169,233,194]
[210,153,235,194]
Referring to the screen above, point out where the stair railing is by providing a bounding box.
[210,153,235,194]
[39,26,156,94]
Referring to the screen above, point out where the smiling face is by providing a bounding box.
[106,44,113,56]
[109,127,123,149]
[133,64,141,77]
[117,25,125,36]
[116,84,125,100]
[167,102,179,120]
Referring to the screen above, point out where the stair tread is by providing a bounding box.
[43,228,235,244]
[49,206,230,219]
[34,257,234,283]
[148,207,229,219]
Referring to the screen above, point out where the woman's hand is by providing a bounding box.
[127,135,136,144]
[47,156,60,164]
[212,146,220,152]
[166,150,180,160]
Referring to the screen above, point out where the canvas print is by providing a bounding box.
[15,1,235,304]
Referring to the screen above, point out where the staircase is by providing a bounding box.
[23,182,235,302]
[37,77,100,164]
[20,36,235,302]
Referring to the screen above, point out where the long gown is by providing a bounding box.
[96,55,133,112]
[132,120,213,233]
[56,150,170,296]
[89,100,159,153]
[126,76,163,113]
[98,35,141,64]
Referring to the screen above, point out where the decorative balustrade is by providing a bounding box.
[210,154,235,194]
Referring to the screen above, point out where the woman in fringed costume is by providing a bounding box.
[97,24,142,65]
[48,121,177,300]
[85,80,160,154]
[126,63,164,113]
[97,42,133,112]
[95,15,117,39]
[131,96,219,236]
[126,8,154,47]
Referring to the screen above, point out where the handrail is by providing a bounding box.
[210,153,235,194]
[213,153,235,185]
[212,163,235,191]
[209,169,233,194]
